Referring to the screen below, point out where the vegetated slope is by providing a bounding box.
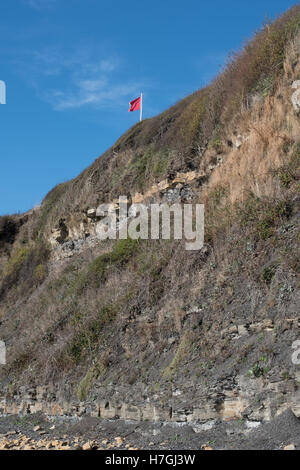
[0,7,299,419]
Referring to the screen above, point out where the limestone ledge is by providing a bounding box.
[1,373,300,425]
[48,170,207,261]
[221,318,300,339]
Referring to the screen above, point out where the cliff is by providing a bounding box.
[0,7,299,424]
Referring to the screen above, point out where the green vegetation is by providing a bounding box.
[0,240,50,300]
[276,145,300,188]
[248,362,269,378]
[34,264,47,283]
[252,76,274,97]
[68,305,116,364]
[0,215,19,252]
[3,246,30,278]
[32,182,69,239]
[261,264,278,285]
[76,358,107,401]
[163,331,193,379]
[236,196,293,241]
[72,238,141,293]
[220,8,300,121]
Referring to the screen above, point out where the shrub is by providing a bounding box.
[67,305,117,364]
[237,195,292,241]
[0,240,50,299]
[261,264,277,284]
[276,145,300,188]
[76,357,108,401]
[248,363,268,378]
[34,264,47,283]
[0,215,19,251]
[2,247,30,278]
[73,238,141,292]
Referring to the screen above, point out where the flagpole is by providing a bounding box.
[140,93,143,122]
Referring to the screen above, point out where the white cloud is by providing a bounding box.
[52,80,140,111]
[16,45,145,111]
[24,0,57,9]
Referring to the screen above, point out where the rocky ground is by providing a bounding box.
[0,410,300,450]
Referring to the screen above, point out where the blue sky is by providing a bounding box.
[0,0,296,214]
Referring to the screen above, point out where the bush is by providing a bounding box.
[237,196,292,241]
[0,215,19,251]
[34,264,47,283]
[261,264,277,284]
[66,305,117,365]
[70,238,141,294]
[0,240,50,299]
[76,359,107,401]
[276,145,300,188]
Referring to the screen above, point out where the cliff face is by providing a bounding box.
[0,8,300,423]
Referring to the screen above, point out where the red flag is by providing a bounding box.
[128,96,141,112]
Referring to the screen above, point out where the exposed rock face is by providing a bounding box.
[47,170,206,261]
[49,219,69,246]
[1,370,300,424]
[291,80,300,111]
[1,318,300,425]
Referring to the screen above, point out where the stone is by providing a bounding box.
[60,440,70,447]
[291,402,300,418]
[132,193,144,204]
[87,208,97,218]
[235,136,242,148]
[51,440,61,447]
[245,421,261,429]
[82,440,97,451]
[157,179,171,191]
[173,174,188,184]
[238,325,249,336]
[33,426,41,432]
[284,444,296,451]
[185,171,197,181]
[221,396,249,420]
[291,81,300,111]
[121,404,141,421]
